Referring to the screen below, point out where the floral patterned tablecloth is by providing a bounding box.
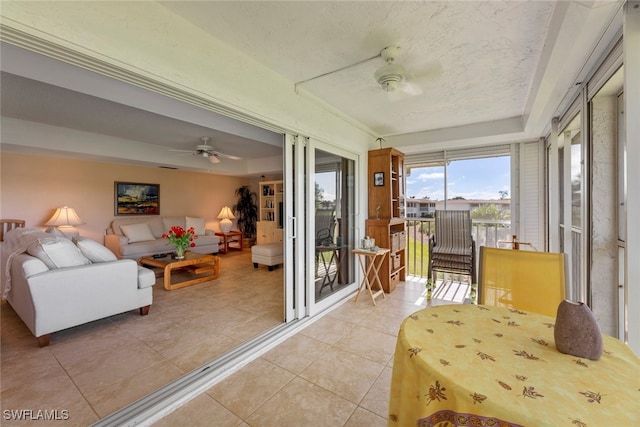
[388,304,640,427]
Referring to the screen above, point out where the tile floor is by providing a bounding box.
[153,277,461,426]
[1,249,465,426]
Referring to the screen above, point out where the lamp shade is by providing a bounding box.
[217,206,236,220]
[217,206,235,234]
[44,206,84,227]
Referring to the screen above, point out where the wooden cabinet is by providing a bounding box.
[257,180,283,244]
[367,147,405,219]
[366,148,406,293]
[256,221,283,244]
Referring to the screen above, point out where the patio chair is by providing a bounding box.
[315,208,337,284]
[0,219,25,242]
[315,208,336,246]
[428,210,476,285]
[478,246,566,317]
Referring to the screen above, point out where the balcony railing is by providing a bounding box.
[405,218,512,279]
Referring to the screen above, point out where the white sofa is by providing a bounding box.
[105,216,220,259]
[2,228,156,346]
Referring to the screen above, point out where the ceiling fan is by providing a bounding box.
[295,45,441,99]
[372,45,441,98]
[170,137,241,164]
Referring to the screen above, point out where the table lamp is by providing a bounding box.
[217,206,235,234]
[45,206,84,228]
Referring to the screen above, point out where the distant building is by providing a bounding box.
[405,198,437,218]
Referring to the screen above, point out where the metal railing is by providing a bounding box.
[405,218,512,279]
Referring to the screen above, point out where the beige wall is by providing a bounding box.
[0,152,256,244]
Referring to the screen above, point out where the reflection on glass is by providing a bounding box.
[571,134,582,229]
[314,148,354,302]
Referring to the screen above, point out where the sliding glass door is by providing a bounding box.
[309,142,357,314]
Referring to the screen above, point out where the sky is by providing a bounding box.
[405,156,511,201]
[315,155,511,202]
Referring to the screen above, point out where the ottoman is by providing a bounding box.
[251,242,283,271]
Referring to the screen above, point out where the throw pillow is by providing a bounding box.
[162,217,186,232]
[186,216,206,235]
[73,236,118,262]
[27,236,91,269]
[120,223,156,243]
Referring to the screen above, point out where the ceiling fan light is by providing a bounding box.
[381,80,399,92]
[374,63,405,92]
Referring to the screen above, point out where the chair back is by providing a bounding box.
[434,210,473,256]
[0,219,26,242]
[478,246,566,317]
[428,210,476,283]
[315,208,336,246]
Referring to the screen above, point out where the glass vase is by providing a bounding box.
[174,245,186,260]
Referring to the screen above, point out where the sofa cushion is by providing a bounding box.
[146,217,166,238]
[121,223,156,243]
[186,216,206,235]
[192,235,219,247]
[73,237,118,262]
[162,217,186,233]
[27,236,91,269]
[120,239,174,258]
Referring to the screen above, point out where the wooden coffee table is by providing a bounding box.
[138,251,220,291]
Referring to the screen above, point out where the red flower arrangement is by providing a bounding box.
[162,226,197,258]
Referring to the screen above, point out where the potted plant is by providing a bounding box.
[233,185,258,247]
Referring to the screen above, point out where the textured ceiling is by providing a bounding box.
[0,1,623,172]
[162,1,554,136]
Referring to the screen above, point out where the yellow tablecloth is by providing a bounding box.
[389,304,640,426]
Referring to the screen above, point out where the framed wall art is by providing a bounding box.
[114,182,160,215]
[373,172,385,187]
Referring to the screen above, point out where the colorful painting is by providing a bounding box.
[115,182,160,215]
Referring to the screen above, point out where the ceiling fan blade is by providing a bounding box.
[214,151,241,160]
[208,155,221,164]
[399,81,422,96]
[169,149,195,153]
[407,61,443,84]
[386,88,411,102]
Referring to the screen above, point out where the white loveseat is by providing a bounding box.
[2,228,156,346]
[105,216,220,260]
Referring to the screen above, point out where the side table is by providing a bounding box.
[215,230,243,254]
[352,248,389,306]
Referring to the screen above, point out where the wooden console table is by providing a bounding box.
[138,251,220,290]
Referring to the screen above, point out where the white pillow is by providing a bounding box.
[27,236,91,269]
[162,217,186,232]
[120,223,156,243]
[186,216,206,236]
[73,236,118,262]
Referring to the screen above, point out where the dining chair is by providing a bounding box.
[0,219,26,242]
[478,246,566,317]
[427,210,476,285]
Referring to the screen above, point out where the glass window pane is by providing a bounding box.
[314,148,355,302]
[571,134,582,229]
